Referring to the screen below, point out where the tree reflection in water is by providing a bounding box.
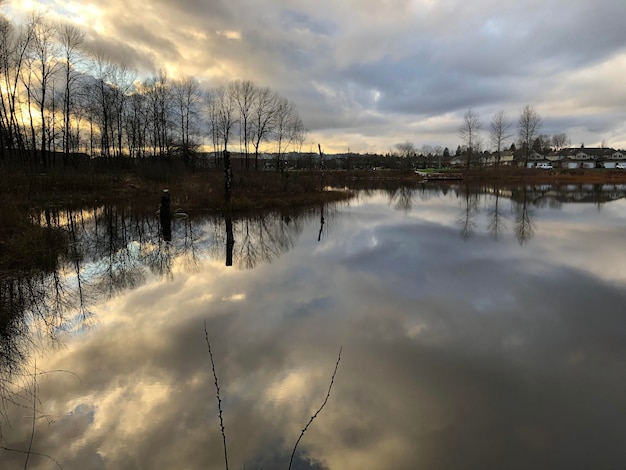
[457,185,480,241]
[514,186,535,245]
[0,202,342,461]
[1,182,626,467]
[0,202,338,392]
[487,188,508,240]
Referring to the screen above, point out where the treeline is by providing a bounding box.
[0,13,305,171]
[391,106,571,167]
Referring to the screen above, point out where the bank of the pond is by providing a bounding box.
[0,170,356,212]
[460,166,626,184]
[3,167,626,212]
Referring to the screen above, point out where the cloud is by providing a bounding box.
[2,0,626,151]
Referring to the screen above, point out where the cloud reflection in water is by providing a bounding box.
[2,185,626,469]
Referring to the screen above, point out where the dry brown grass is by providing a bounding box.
[0,168,355,212]
[3,166,625,214]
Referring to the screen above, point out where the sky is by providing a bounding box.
[2,0,626,154]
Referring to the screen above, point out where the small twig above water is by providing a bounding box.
[288,347,342,470]
[204,320,229,470]
[0,446,63,470]
[24,361,37,470]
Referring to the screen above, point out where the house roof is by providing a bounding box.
[558,147,616,157]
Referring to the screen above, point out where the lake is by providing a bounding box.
[2,183,626,469]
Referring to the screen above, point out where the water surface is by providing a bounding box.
[2,184,626,469]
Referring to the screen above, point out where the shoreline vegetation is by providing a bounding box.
[4,164,624,276]
[4,166,626,212]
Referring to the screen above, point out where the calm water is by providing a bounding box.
[2,184,626,469]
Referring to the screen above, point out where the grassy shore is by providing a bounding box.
[3,166,626,212]
[0,168,356,212]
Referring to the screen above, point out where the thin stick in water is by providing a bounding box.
[204,320,229,470]
[288,347,342,470]
[24,360,37,470]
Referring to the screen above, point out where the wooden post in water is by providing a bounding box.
[224,150,233,204]
[318,205,325,242]
[225,211,234,267]
[318,144,325,191]
[160,189,171,241]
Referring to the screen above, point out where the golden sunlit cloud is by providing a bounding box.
[216,30,242,40]
[222,293,246,302]
[61,1,103,28]
[266,369,309,405]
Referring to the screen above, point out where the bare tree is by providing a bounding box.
[214,85,237,153]
[124,87,148,159]
[145,69,171,157]
[204,87,221,155]
[88,50,113,158]
[231,79,256,169]
[84,53,134,159]
[58,22,84,166]
[107,63,134,158]
[2,12,319,172]
[26,14,59,167]
[292,120,308,153]
[394,141,416,158]
[0,16,35,162]
[459,108,481,169]
[250,86,278,170]
[551,133,570,151]
[433,145,444,168]
[273,96,298,171]
[532,134,551,153]
[0,17,12,160]
[490,110,512,166]
[171,75,201,165]
[518,105,542,166]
